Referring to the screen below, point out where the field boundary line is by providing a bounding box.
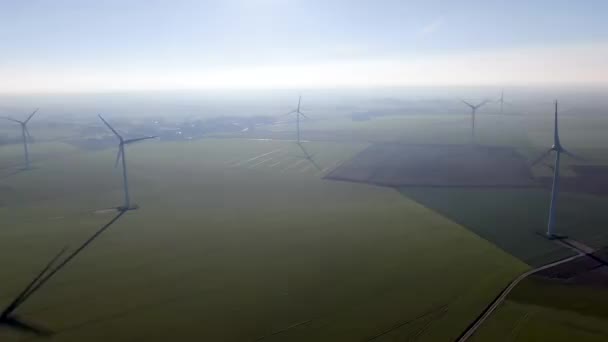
[456,252,584,342]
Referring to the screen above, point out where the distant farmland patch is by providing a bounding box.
[325,143,536,188]
[533,247,608,287]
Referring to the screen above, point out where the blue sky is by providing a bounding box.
[1,0,607,92]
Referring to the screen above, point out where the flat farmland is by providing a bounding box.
[471,249,608,342]
[0,139,526,341]
[326,143,536,188]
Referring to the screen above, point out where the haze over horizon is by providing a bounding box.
[2,0,608,93]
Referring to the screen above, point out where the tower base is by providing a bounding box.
[536,231,567,240]
[116,204,139,212]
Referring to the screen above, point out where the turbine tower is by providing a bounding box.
[98,115,156,211]
[462,100,487,142]
[546,101,562,237]
[283,96,310,143]
[498,89,504,115]
[531,101,578,237]
[1,109,39,169]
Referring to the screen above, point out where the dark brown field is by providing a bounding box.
[533,247,608,286]
[325,143,537,187]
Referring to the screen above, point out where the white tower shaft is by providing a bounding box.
[547,150,561,236]
[21,125,30,169]
[120,144,130,209]
[471,108,476,141]
[546,101,562,237]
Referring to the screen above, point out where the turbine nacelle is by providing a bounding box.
[462,99,488,112]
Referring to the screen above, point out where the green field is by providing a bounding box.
[2,111,608,341]
[0,136,528,341]
[471,277,608,341]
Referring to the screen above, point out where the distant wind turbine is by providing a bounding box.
[1,109,39,169]
[497,90,504,114]
[98,115,156,211]
[282,96,310,143]
[462,100,488,142]
[531,101,580,237]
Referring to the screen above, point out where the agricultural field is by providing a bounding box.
[471,248,608,341]
[1,136,526,341]
[1,106,608,341]
[327,143,535,187]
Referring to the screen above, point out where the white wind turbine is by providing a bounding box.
[98,115,156,211]
[1,109,39,169]
[282,96,310,143]
[497,89,505,115]
[462,100,488,142]
[531,101,579,237]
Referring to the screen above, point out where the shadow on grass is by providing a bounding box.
[398,187,577,267]
[0,168,27,180]
[0,210,126,337]
[296,142,322,172]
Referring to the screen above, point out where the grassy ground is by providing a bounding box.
[2,110,608,341]
[399,188,608,266]
[0,139,527,341]
[471,278,608,341]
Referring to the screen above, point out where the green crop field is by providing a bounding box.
[0,137,527,341]
[471,277,608,341]
[2,109,608,341]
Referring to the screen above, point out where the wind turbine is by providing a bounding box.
[531,101,579,237]
[282,96,310,143]
[462,100,488,142]
[0,109,39,169]
[498,89,504,114]
[98,115,156,211]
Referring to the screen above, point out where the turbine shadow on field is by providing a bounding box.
[0,168,27,180]
[296,142,322,172]
[0,210,127,337]
[0,315,53,337]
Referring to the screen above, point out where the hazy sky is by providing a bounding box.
[1,0,607,93]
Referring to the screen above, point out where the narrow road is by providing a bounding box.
[457,247,586,342]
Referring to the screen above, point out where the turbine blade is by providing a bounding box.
[98,114,122,139]
[562,148,584,161]
[297,96,302,112]
[123,136,157,144]
[543,162,555,171]
[299,112,310,120]
[24,108,39,124]
[0,116,22,123]
[530,148,553,166]
[114,148,123,168]
[24,126,32,141]
[280,110,297,117]
[475,100,489,109]
[462,100,474,108]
